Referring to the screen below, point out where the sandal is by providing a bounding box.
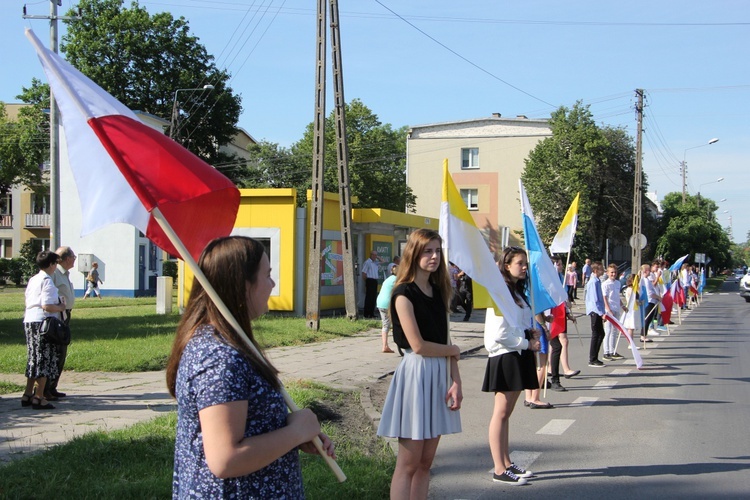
[21,393,33,408]
[31,396,55,410]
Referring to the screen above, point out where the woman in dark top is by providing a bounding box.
[377,228,462,500]
[166,237,334,498]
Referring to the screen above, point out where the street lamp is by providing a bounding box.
[682,137,719,204]
[724,210,733,240]
[170,85,214,140]
[697,177,724,207]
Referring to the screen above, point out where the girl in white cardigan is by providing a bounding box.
[482,247,541,486]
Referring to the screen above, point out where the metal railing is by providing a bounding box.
[25,213,50,228]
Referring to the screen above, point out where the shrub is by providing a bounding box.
[162,260,178,282]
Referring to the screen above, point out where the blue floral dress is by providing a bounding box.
[173,325,303,499]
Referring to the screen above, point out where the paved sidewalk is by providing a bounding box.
[0,309,486,464]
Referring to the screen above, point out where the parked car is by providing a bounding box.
[740,273,750,302]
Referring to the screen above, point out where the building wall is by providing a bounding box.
[233,189,296,311]
[407,116,551,247]
[179,189,440,315]
[59,125,157,297]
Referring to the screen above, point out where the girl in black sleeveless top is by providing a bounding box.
[376,229,462,499]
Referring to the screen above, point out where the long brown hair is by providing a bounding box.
[395,228,451,309]
[500,246,529,307]
[166,236,280,397]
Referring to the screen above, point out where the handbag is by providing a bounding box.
[40,316,71,346]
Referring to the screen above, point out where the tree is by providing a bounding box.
[654,192,732,269]
[521,102,648,261]
[61,0,242,168]
[239,99,415,211]
[0,99,47,195]
[295,99,414,212]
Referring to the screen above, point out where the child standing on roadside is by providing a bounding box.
[602,263,625,360]
[377,229,462,499]
[585,262,607,367]
[483,247,542,486]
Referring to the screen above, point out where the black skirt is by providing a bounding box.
[481,350,538,392]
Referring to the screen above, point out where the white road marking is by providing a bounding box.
[569,396,598,407]
[510,450,542,469]
[594,380,618,390]
[537,419,576,435]
[610,368,632,375]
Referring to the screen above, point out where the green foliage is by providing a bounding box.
[161,260,178,281]
[521,102,651,261]
[239,99,415,212]
[0,259,24,286]
[654,192,731,269]
[0,101,47,196]
[62,0,242,168]
[7,258,27,286]
[19,240,43,282]
[0,379,24,394]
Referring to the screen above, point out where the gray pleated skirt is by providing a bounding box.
[377,350,462,440]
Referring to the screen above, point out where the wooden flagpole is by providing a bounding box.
[152,209,346,482]
[442,159,453,408]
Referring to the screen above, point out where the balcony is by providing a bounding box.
[0,215,11,228]
[25,213,50,228]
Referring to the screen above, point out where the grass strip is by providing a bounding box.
[0,289,380,373]
[0,382,394,499]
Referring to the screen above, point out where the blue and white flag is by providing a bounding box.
[519,180,568,315]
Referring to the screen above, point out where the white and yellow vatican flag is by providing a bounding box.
[438,160,521,328]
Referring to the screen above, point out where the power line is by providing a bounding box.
[372,0,556,108]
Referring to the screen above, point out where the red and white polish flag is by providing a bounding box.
[603,312,643,369]
[26,28,239,261]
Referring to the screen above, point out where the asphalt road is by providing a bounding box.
[427,280,750,499]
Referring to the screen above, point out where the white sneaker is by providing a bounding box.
[508,463,534,478]
[493,469,527,485]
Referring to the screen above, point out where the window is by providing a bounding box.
[0,239,12,258]
[460,189,479,211]
[30,193,50,214]
[0,194,11,215]
[230,227,280,296]
[30,238,50,252]
[148,241,157,271]
[461,148,479,169]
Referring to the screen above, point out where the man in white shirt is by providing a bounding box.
[48,246,76,400]
[361,250,380,318]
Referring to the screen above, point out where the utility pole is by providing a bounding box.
[23,1,80,250]
[631,89,644,273]
[328,0,357,320]
[306,0,359,328]
[681,159,687,204]
[305,0,327,330]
